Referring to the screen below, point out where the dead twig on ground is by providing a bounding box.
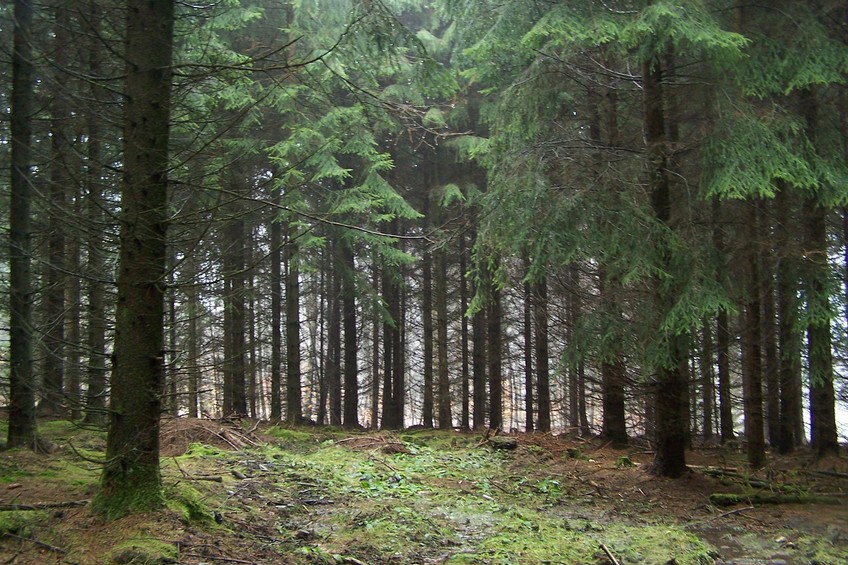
[0,500,88,511]
[600,542,621,565]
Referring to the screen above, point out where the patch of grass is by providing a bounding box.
[0,510,49,538]
[108,537,178,564]
[165,483,215,525]
[264,426,314,443]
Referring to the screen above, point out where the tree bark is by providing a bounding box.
[435,244,452,429]
[8,0,38,449]
[643,50,688,478]
[459,231,471,430]
[270,200,283,420]
[341,240,359,429]
[487,272,503,430]
[96,0,174,517]
[534,276,551,432]
[523,259,534,433]
[285,224,303,424]
[741,199,766,468]
[422,237,435,428]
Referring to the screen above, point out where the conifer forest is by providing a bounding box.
[2,0,848,547]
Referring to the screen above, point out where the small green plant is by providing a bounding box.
[615,455,636,468]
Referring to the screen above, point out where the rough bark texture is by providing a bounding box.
[8,0,38,449]
[742,199,766,468]
[96,0,174,518]
[341,240,359,429]
[533,277,551,433]
[435,243,452,429]
[285,229,303,424]
[643,52,688,478]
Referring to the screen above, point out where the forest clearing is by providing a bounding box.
[1,418,846,564]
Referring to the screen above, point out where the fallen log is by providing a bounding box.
[709,492,843,507]
[0,500,88,511]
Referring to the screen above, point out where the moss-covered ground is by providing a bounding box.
[1,419,845,564]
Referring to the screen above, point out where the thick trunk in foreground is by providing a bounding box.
[95,0,174,518]
[7,0,38,449]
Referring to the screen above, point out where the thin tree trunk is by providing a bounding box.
[371,261,380,429]
[534,276,551,432]
[422,239,434,428]
[327,243,342,426]
[487,273,503,430]
[435,244,452,429]
[523,258,534,433]
[742,199,766,468]
[285,224,303,424]
[459,231,471,430]
[270,195,283,420]
[472,290,487,430]
[700,318,714,440]
[341,241,359,429]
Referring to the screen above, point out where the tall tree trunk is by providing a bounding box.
[800,87,840,457]
[742,199,766,468]
[760,207,780,448]
[66,172,83,420]
[327,243,342,426]
[459,232,471,430]
[286,224,303,424]
[270,197,283,420]
[222,181,247,416]
[712,201,735,443]
[523,259,534,433]
[96,0,174,516]
[534,276,551,432]
[341,240,359,429]
[699,318,714,440]
[472,289,487,430]
[185,258,201,419]
[643,49,688,477]
[371,262,380,429]
[599,267,628,447]
[392,264,406,427]
[40,2,73,417]
[380,261,396,429]
[487,272,503,430]
[435,244,452,429]
[422,240,435,428]
[7,0,38,449]
[567,263,581,434]
[82,4,107,424]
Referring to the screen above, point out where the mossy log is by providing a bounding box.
[489,436,518,450]
[709,492,843,507]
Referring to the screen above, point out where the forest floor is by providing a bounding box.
[0,418,846,564]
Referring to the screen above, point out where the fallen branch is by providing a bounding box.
[0,500,88,512]
[709,492,843,507]
[710,505,755,520]
[599,543,621,565]
[2,532,66,554]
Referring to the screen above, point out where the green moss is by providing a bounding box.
[165,483,214,524]
[108,537,178,564]
[181,442,229,458]
[91,465,165,521]
[264,426,314,442]
[0,510,49,538]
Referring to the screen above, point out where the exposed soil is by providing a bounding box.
[1,419,846,564]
